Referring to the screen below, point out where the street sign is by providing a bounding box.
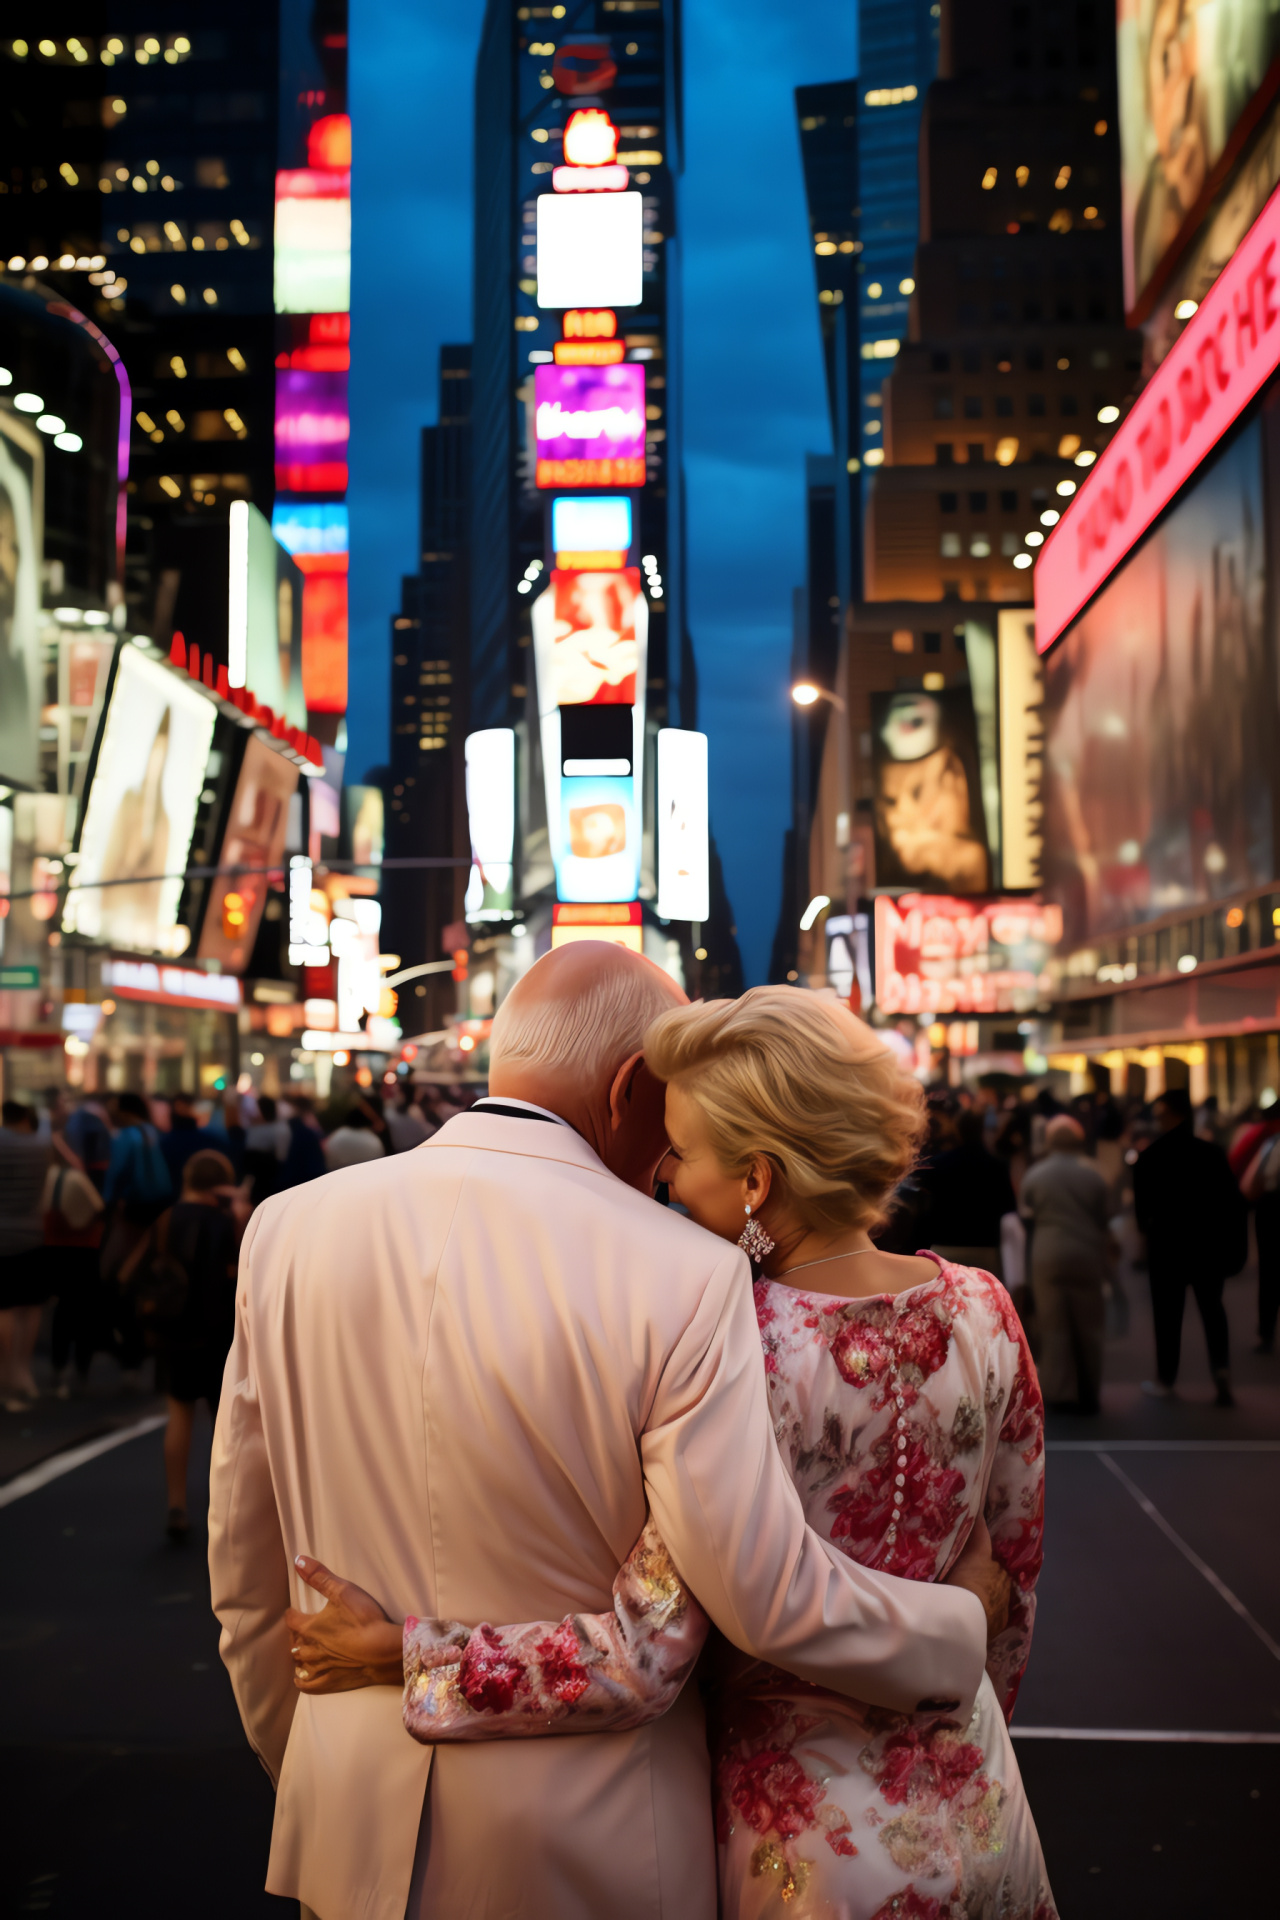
[0,965,39,989]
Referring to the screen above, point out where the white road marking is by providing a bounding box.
[1097,1450,1280,1663]
[1013,1726,1280,1743]
[0,1415,167,1508]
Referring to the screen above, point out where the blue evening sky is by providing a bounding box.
[349,0,857,983]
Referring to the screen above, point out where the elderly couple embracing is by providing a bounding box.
[209,943,1056,1920]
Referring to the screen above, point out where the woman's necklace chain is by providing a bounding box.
[775,1247,878,1277]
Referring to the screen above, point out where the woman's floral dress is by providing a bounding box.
[401,1257,1056,1920]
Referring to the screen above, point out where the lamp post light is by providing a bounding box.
[791,681,847,713]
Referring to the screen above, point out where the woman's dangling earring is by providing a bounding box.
[738,1203,776,1262]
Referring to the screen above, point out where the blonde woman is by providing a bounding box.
[289,988,1055,1919]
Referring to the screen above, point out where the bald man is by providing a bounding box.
[209,944,991,1920]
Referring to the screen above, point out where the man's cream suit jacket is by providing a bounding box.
[208,1112,986,1920]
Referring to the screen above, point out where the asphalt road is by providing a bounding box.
[1,1254,1277,1919]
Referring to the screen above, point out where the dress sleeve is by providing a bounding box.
[402,1518,709,1745]
[982,1303,1046,1719]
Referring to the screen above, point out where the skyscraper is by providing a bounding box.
[0,6,350,735]
[855,0,939,476]
[460,0,729,994]
[383,346,472,1029]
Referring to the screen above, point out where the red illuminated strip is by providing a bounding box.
[553,902,641,925]
[1035,178,1280,654]
[554,339,626,366]
[276,461,349,491]
[276,345,351,371]
[537,456,645,488]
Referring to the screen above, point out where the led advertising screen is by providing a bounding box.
[274,368,350,490]
[1119,0,1280,312]
[552,494,633,554]
[1043,414,1271,948]
[228,501,307,728]
[64,646,217,954]
[998,611,1046,891]
[536,190,643,310]
[537,569,642,706]
[535,364,645,489]
[196,734,298,973]
[874,894,1063,1016]
[558,772,639,904]
[656,729,710,922]
[274,168,351,314]
[0,412,43,790]
[464,728,515,921]
[870,687,991,894]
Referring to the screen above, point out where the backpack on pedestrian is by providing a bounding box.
[118,1209,189,1344]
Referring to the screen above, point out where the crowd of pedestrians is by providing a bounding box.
[901,1076,1267,1413]
[0,1080,476,1531]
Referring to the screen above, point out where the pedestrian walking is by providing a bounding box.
[100,1092,173,1387]
[158,1090,222,1190]
[43,1146,105,1397]
[124,1147,246,1539]
[322,1100,387,1170]
[279,1097,328,1189]
[1132,1087,1247,1405]
[242,1093,290,1204]
[0,1101,52,1410]
[1019,1114,1112,1414]
[1240,1127,1280,1356]
[918,1106,1018,1281]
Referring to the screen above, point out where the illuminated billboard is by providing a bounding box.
[196,734,298,973]
[535,363,645,489]
[64,646,216,954]
[534,569,642,706]
[551,901,643,953]
[536,191,644,310]
[464,729,515,921]
[558,772,639,904]
[874,894,1062,1017]
[1042,416,1270,948]
[227,501,308,728]
[274,368,350,491]
[274,168,351,315]
[656,729,710,922]
[1119,0,1280,314]
[0,411,42,790]
[997,611,1045,892]
[870,688,991,894]
[1037,178,1280,653]
[552,494,632,557]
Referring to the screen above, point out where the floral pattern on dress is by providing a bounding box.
[708,1258,1054,1917]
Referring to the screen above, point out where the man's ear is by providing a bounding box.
[608,1051,646,1134]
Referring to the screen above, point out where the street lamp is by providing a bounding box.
[791,682,847,713]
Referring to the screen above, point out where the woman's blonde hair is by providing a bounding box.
[644,986,926,1236]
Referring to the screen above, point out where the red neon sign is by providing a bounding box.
[1035,179,1280,655]
[536,456,645,489]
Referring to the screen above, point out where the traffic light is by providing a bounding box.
[222,891,248,940]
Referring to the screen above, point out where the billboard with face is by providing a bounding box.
[870,687,991,894]
[1119,0,1280,312]
[0,412,42,791]
[1043,413,1270,947]
[535,363,645,489]
[196,734,298,972]
[64,646,217,954]
[538,568,642,707]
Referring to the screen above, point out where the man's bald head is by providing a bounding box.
[489,941,686,1191]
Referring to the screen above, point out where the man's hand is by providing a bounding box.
[285,1555,405,1694]
[943,1514,1012,1643]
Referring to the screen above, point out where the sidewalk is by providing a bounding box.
[0,1329,166,1489]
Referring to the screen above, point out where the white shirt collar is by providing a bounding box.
[471,1096,574,1131]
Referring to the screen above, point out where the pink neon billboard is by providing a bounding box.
[1035,177,1280,656]
[535,362,645,489]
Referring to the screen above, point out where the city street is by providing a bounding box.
[2,1252,1276,1920]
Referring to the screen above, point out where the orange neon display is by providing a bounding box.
[563,107,618,167]
[565,309,618,338]
[537,456,645,488]
[301,570,348,713]
[307,113,352,170]
[554,339,626,366]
